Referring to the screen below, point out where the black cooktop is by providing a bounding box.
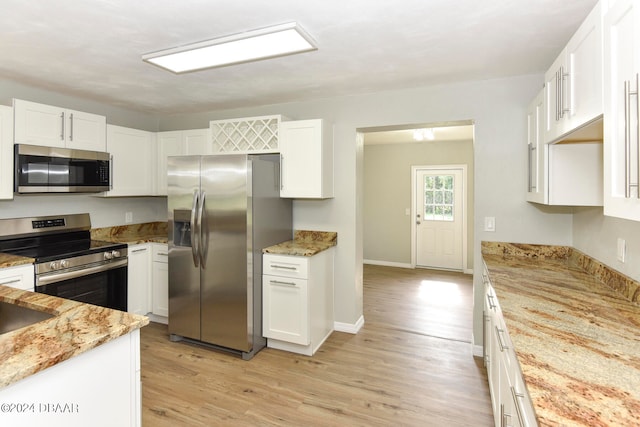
[0,230,126,263]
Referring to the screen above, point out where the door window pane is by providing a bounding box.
[423,174,455,221]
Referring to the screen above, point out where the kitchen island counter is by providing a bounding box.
[482,242,640,426]
[0,285,148,388]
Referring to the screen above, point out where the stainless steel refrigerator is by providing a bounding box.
[167,154,292,360]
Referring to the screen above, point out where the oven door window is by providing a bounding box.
[37,267,127,312]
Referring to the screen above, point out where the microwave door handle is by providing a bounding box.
[190,190,200,268]
[198,191,208,269]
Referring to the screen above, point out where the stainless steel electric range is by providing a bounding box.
[0,213,128,311]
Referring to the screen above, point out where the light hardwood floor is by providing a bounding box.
[140,265,493,426]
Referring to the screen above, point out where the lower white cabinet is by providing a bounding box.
[151,244,168,318]
[263,248,334,356]
[127,244,151,316]
[127,243,168,323]
[483,261,537,427]
[0,330,142,427]
[0,264,35,291]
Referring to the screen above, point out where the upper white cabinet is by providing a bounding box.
[544,1,605,143]
[526,90,547,204]
[105,125,156,197]
[14,99,106,152]
[603,0,640,220]
[156,128,209,195]
[279,119,334,199]
[0,105,13,200]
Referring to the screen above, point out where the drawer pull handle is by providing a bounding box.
[271,264,297,271]
[510,386,527,426]
[486,294,497,310]
[270,280,297,287]
[132,248,147,253]
[0,278,21,285]
[495,326,509,352]
[157,252,168,256]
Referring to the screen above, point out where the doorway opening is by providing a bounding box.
[361,121,474,273]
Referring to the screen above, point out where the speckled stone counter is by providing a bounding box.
[91,221,167,244]
[263,230,337,256]
[0,285,148,389]
[482,241,640,426]
[0,253,34,269]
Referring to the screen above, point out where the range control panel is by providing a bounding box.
[32,218,66,229]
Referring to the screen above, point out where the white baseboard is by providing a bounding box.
[147,313,168,325]
[364,259,413,269]
[334,315,364,334]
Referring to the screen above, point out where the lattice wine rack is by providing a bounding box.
[210,115,282,153]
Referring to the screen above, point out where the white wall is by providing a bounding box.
[160,74,575,342]
[573,207,640,281]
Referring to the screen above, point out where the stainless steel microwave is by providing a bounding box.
[14,144,111,193]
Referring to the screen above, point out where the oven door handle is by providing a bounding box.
[36,258,128,287]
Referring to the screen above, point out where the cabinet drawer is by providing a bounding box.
[263,254,308,279]
[152,244,168,263]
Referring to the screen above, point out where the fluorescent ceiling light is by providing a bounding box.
[142,22,317,73]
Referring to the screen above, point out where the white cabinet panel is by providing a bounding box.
[603,0,640,220]
[151,244,168,318]
[0,264,34,291]
[0,105,13,200]
[127,244,151,316]
[183,128,211,155]
[279,119,333,199]
[263,275,309,345]
[544,1,604,144]
[105,125,155,197]
[156,131,183,196]
[13,99,106,152]
[526,91,547,204]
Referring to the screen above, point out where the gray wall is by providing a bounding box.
[363,139,474,270]
[159,73,575,344]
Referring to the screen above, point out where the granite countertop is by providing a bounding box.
[0,253,35,269]
[90,221,168,244]
[0,285,148,389]
[263,230,337,256]
[481,242,640,426]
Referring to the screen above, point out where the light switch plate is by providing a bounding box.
[617,238,626,263]
[484,216,496,232]
[125,212,133,224]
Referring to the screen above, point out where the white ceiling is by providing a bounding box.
[0,0,598,115]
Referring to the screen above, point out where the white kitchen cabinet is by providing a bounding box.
[603,0,640,221]
[0,105,13,200]
[0,264,34,291]
[483,262,537,427]
[263,248,334,356]
[156,128,209,196]
[13,99,106,152]
[151,243,168,320]
[526,91,547,204]
[0,330,142,427]
[127,244,151,316]
[544,1,605,143]
[104,125,156,197]
[279,119,334,199]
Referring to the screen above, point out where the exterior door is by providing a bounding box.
[415,168,464,270]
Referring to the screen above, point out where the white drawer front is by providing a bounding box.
[263,254,308,279]
[152,244,168,263]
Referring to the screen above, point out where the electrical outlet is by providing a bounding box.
[617,238,626,263]
[484,216,496,232]
[405,208,410,216]
[125,212,133,224]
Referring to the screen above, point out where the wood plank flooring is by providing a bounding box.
[140,265,493,426]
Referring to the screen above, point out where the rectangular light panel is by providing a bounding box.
[142,22,317,73]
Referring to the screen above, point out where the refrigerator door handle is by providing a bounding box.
[190,189,200,268]
[199,190,209,268]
